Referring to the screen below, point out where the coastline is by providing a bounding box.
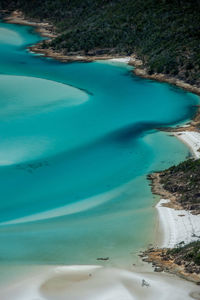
[1,9,200,295]
[2,264,199,300]
[3,10,127,63]
[133,67,200,96]
[3,10,200,97]
[146,131,200,283]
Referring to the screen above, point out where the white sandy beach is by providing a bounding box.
[1,132,200,300]
[156,131,200,248]
[156,199,200,248]
[1,12,200,300]
[2,132,200,300]
[108,57,131,63]
[175,131,200,159]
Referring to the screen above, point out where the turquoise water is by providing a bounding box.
[0,21,199,268]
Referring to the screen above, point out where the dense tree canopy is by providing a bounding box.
[1,0,200,85]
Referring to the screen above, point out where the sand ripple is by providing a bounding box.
[1,265,198,300]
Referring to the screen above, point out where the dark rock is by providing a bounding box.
[154,267,163,272]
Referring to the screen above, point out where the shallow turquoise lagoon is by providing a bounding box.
[0,21,199,267]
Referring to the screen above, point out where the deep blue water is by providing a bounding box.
[0,21,199,267]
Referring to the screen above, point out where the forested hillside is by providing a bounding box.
[160,159,200,214]
[1,0,200,86]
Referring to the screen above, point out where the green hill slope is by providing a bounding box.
[1,0,200,86]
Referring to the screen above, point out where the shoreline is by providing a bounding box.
[146,131,200,283]
[1,264,199,300]
[3,10,129,63]
[133,68,200,96]
[1,8,200,292]
[2,10,200,96]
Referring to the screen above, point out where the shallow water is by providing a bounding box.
[0,21,199,269]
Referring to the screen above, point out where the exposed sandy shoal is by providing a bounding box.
[1,265,200,300]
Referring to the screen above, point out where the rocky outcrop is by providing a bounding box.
[142,243,200,284]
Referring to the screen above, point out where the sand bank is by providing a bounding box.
[1,265,199,300]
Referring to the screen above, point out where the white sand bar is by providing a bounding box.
[1,265,199,300]
[156,131,200,248]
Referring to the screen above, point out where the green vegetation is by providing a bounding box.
[160,159,200,213]
[167,241,200,273]
[1,0,199,276]
[1,0,200,86]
